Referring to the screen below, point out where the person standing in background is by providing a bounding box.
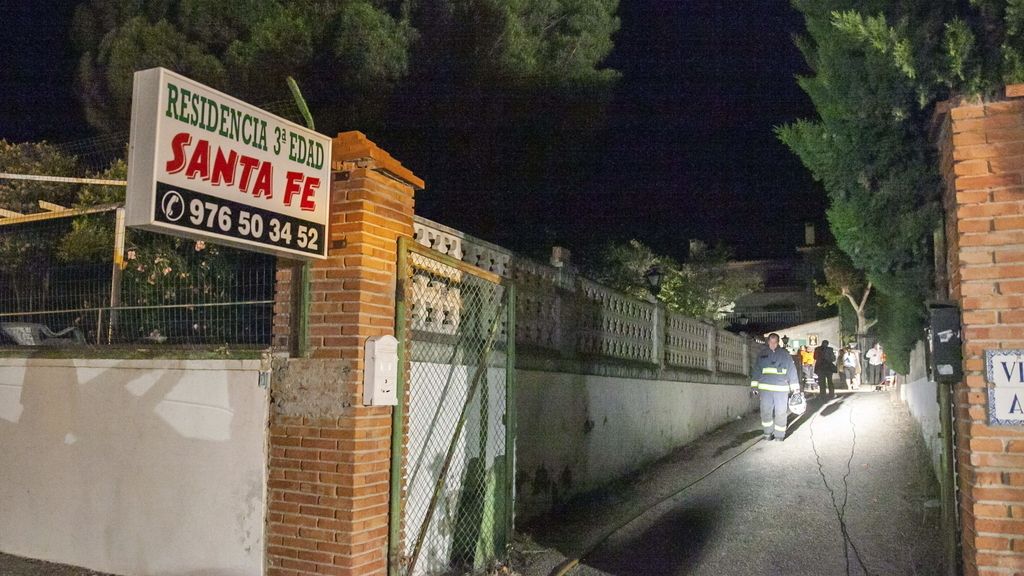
[799,345,815,390]
[843,344,861,390]
[865,342,885,386]
[836,346,847,389]
[814,340,837,397]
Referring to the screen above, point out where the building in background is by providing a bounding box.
[724,223,829,335]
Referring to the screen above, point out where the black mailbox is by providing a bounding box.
[929,303,963,383]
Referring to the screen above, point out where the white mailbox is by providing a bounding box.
[364,335,399,406]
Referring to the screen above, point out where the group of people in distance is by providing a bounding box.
[750,335,890,443]
[794,340,888,396]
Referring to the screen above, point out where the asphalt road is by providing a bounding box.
[517,390,943,576]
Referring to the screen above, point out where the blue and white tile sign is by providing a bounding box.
[987,349,1024,426]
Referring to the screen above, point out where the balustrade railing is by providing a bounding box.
[716,330,749,376]
[512,258,566,352]
[665,313,713,371]
[413,216,754,377]
[412,217,512,277]
[577,278,655,363]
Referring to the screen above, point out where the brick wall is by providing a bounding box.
[941,92,1024,576]
[267,131,422,576]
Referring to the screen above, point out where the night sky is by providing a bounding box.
[0,0,827,262]
[586,0,826,260]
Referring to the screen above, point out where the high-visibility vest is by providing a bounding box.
[750,345,800,392]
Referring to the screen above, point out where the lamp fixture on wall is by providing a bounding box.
[644,266,663,297]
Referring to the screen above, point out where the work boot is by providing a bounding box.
[762,433,773,441]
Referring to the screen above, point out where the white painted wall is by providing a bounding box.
[516,370,756,520]
[0,358,269,576]
[771,316,841,349]
[405,362,507,574]
[901,341,943,479]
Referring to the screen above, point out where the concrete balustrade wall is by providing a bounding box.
[515,371,756,521]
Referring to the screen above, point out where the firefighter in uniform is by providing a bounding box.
[750,332,801,441]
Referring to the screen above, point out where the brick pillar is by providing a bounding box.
[267,131,423,576]
[940,91,1024,576]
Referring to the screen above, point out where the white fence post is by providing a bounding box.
[653,302,665,367]
[707,325,717,374]
[742,339,750,377]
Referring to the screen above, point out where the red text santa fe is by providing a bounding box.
[126,67,331,259]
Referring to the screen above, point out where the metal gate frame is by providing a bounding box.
[388,237,516,575]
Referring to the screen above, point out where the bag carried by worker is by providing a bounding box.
[789,391,807,416]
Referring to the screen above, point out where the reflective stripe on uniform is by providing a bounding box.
[761,420,773,428]
[751,380,759,387]
[757,383,790,392]
[761,367,788,375]
[774,424,787,432]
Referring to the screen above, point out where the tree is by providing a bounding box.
[586,239,662,302]
[777,0,1024,371]
[0,141,80,212]
[393,0,619,245]
[0,143,255,343]
[815,248,876,337]
[69,0,621,250]
[0,141,82,310]
[72,0,416,133]
[57,158,127,263]
[585,239,761,325]
[70,0,619,135]
[659,241,762,323]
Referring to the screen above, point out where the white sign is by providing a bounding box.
[987,350,1024,387]
[989,386,1024,426]
[986,350,1024,426]
[126,67,331,259]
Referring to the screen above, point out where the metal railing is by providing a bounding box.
[726,309,808,329]
[0,208,275,350]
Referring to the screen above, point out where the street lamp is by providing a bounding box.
[644,265,663,297]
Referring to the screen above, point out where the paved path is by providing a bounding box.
[0,553,114,576]
[515,390,943,576]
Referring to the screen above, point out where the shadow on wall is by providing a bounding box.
[0,360,265,576]
[514,372,589,518]
[514,369,757,524]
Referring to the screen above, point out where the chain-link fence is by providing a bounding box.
[397,241,514,576]
[0,209,276,349]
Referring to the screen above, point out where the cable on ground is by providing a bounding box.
[809,395,876,576]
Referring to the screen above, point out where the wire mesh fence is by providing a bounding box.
[0,210,276,349]
[400,246,513,576]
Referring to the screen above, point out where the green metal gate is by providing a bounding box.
[389,238,516,576]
